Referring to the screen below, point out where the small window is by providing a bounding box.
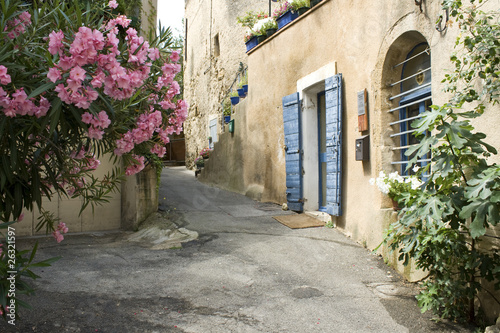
[213,33,220,57]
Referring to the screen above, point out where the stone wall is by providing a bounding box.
[183,0,272,166]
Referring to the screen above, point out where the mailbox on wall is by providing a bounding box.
[355,135,369,161]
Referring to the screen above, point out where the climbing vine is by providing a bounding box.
[384,0,500,324]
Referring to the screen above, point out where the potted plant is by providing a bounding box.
[260,17,278,37]
[291,0,311,16]
[244,31,259,53]
[223,98,231,123]
[237,80,247,98]
[229,91,240,105]
[194,156,204,169]
[272,1,298,30]
[240,72,248,95]
[199,147,212,159]
[369,171,423,210]
[238,11,269,52]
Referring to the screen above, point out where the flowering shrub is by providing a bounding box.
[0,0,186,321]
[199,148,212,158]
[369,171,422,205]
[272,1,293,18]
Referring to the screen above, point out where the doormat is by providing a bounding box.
[273,214,325,229]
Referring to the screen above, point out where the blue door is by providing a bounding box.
[324,74,343,216]
[282,92,303,212]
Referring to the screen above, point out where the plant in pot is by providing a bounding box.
[194,156,204,169]
[272,1,297,30]
[244,30,259,52]
[260,17,278,37]
[240,72,248,95]
[369,171,423,210]
[229,91,240,105]
[223,98,231,123]
[237,79,247,98]
[199,148,212,160]
[238,11,268,52]
[291,0,311,16]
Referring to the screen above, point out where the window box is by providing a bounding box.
[276,10,299,30]
[245,36,258,53]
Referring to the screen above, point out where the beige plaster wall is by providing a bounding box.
[15,156,122,237]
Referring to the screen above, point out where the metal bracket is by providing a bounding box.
[436,8,449,33]
[414,0,423,12]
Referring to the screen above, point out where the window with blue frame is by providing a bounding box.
[389,43,432,176]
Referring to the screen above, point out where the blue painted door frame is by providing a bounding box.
[282,74,343,215]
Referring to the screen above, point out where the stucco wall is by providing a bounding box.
[16,157,122,236]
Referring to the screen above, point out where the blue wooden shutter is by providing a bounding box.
[324,74,343,216]
[282,92,303,212]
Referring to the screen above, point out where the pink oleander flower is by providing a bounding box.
[48,30,65,55]
[82,112,93,124]
[70,66,86,82]
[52,230,64,243]
[4,11,31,39]
[47,67,62,83]
[85,156,100,170]
[108,0,118,9]
[161,63,181,76]
[125,155,145,176]
[170,50,181,63]
[151,144,166,158]
[58,222,69,234]
[0,65,12,85]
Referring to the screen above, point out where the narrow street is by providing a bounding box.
[4,167,472,332]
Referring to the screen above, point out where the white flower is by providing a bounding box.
[369,178,376,186]
[388,171,404,183]
[410,177,423,190]
[412,164,420,173]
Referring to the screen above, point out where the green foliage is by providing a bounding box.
[384,0,500,324]
[0,0,181,320]
[236,11,268,29]
[291,0,311,11]
[0,222,61,321]
[223,98,231,116]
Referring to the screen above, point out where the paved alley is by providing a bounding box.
[4,167,473,333]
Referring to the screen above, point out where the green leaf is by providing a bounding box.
[27,82,57,99]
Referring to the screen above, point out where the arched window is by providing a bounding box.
[389,43,431,175]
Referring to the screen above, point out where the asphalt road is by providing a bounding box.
[2,166,474,332]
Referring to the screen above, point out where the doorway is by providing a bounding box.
[317,92,327,211]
